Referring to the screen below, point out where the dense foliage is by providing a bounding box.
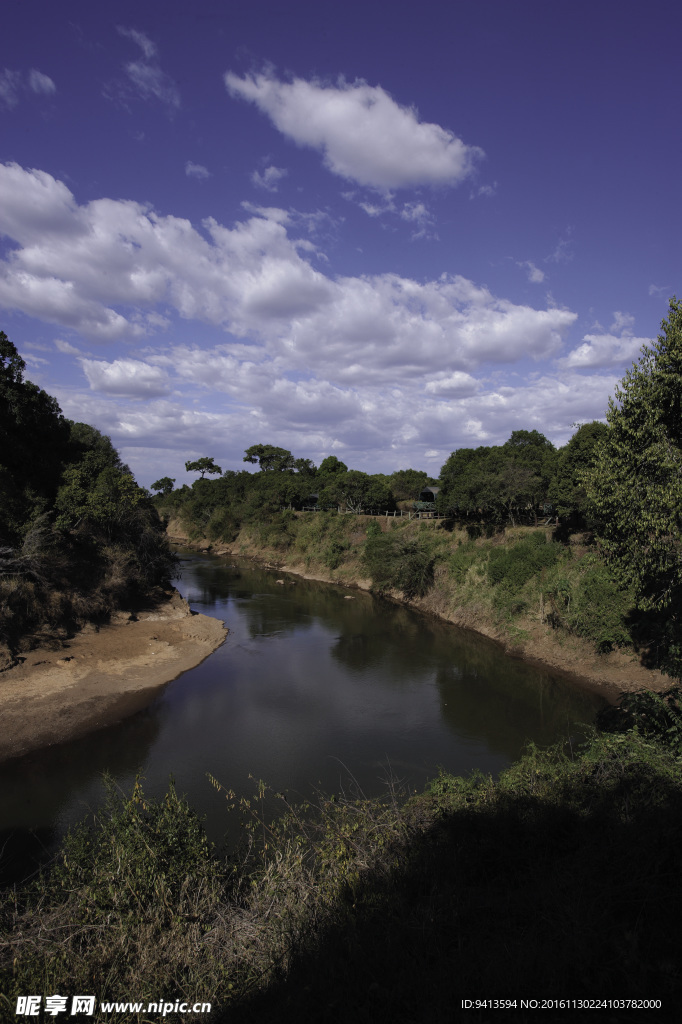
[584,297,682,675]
[0,333,175,655]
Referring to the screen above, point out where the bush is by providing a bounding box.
[597,686,682,753]
[362,531,435,598]
[565,554,633,652]
[488,533,560,590]
[448,541,481,584]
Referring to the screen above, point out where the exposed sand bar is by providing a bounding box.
[0,590,227,763]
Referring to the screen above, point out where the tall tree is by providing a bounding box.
[243,444,294,472]
[185,457,222,479]
[151,477,176,496]
[584,298,682,674]
[548,421,608,521]
[0,332,70,542]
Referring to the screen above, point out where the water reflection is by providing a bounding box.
[0,553,604,881]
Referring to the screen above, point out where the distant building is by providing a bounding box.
[419,486,440,502]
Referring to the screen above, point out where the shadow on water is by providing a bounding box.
[0,706,162,886]
[1,553,605,886]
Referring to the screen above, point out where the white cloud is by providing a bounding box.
[28,69,56,95]
[424,372,479,397]
[185,161,211,180]
[1,68,55,107]
[400,201,437,240]
[649,283,669,297]
[55,338,81,355]
[225,70,484,190]
[53,357,617,484]
[609,310,634,333]
[81,357,171,397]
[0,157,585,478]
[125,61,180,108]
[251,165,288,192]
[0,69,21,108]
[561,333,650,369]
[114,27,179,109]
[517,260,544,283]
[358,199,391,217]
[470,182,497,199]
[547,228,574,264]
[0,164,576,378]
[117,27,157,59]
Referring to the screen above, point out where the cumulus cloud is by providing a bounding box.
[0,160,586,477]
[561,311,651,369]
[54,353,617,482]
[81,357,170,397]
[0,163,576,374]
[609,310,634,333]
[185,161,211,180]
[225,70,484,190]
[424,372,479,397]
[251,165,288,192]
[561,333,650,369]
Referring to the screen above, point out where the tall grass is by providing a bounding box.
[2,718,681,1022]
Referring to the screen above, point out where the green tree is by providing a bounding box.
[185,457,222,479]
[293,457,316,476]
[584,298,682,675]
[317,455,348,476]
[0,332,70,542]
[318,471,394,514]
[548,422,608,521]
[389,468,431,501]
[151,477,176,496]
[243,444,294,472]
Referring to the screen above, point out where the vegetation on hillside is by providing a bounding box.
[0,332,175,658]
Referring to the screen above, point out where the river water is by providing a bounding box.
[0,553,603,882]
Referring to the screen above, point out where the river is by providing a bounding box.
[0,553,604,883]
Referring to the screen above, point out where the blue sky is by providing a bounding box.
[2,0,679,487]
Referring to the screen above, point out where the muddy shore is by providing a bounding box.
[0,590,227,763]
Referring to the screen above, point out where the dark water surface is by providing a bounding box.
[0,553,604,882]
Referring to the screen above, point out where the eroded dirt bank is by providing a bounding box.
[167,519,670,702]
[0,590,227,763]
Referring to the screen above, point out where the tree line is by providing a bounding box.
[157,298,682,678]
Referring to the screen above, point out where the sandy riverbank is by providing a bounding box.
[0,590,227,763]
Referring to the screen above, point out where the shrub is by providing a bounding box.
[566,554,633,652]
[362,531,434,598]
[597,686,682,753]
[487,534,560,590]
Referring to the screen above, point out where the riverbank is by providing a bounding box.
[167,516,670,701]
[0,589,227,763]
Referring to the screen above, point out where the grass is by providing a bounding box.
[2,719,681,1022]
